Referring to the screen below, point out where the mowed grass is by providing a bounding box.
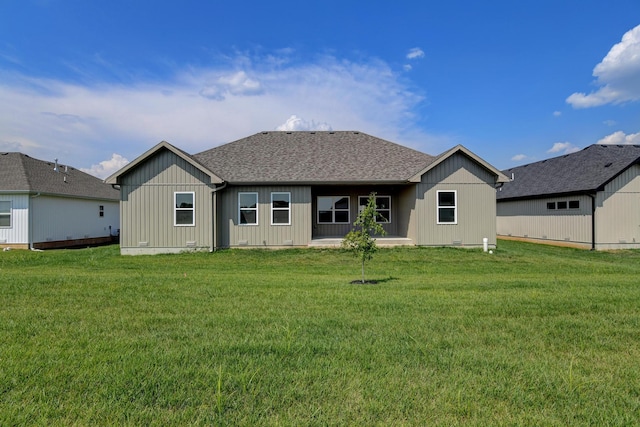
[1,241,639,426]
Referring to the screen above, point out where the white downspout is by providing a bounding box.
[29,192,41,250]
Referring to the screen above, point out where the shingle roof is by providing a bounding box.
[0,152,120,200]
[193,131,436,184]
[497,144,640,200]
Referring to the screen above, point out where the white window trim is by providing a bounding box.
[238,192,259,226]
[436,190,457,225]
[271,192,291,226]
[358,195,391,223]
[317,196,350,224]
[0,200,11,228]
[174,192,195,227]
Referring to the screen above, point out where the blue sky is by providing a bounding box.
[1,1,639,178]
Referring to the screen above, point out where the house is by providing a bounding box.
[0,153,120,250]
[497,144,640,250]
[106,131,509,255]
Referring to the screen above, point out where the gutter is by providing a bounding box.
[210,182,227,252]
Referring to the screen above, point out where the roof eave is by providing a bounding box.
[226,180,412,186]
[497,188,599,202]
[0,189,119,201]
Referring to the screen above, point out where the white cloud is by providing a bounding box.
[406,48,425,60]
[199,71,263,101]
[567,25,640,108]
[548,142,580,154]
[596,130,640,145]
[81,153,130,179]
[553,111,562,117]
[403,64,413,72]
[511,154,528,162]
[276,115,332,131]
[0,54,442,172]
[603,119,617,126]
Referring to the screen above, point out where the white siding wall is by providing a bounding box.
[31,196,119,244]
[0,193,29,245]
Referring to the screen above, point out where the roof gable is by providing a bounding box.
[105,141,223,185]
[409,144,510,183]
[193,131,435,184]
[497,144,640,200]
[0,152,119,200]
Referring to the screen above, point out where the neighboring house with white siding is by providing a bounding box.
[0,153,120,250]
[106,131,509,255]
[497,144,640,250]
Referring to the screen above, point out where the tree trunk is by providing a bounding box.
[361,257,365,283]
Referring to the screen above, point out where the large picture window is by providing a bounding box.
[239,192,258,225]
[317,196,350,224]
[437,191,457,224]
[358,195,391,223]
[0,201,11,227]
[174,192,195,226]
[271,192,291,225]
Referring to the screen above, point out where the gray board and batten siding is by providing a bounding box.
[218,185,312,248]
[108,132,509,254]
[118,148,215,253]
[414,151,499,247]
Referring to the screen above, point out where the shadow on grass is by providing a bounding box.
[349,276,399,285]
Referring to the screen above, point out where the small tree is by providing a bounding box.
[342,193,387,283]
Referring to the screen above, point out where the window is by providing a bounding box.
[0,201,11,227]
[437,191,457,224]
[239,192,258,225]
[271,192,291,225]
[174,192,195,226]
[99,205,104,217]
[359,195,391,223]
[549,200,578,210]
[317,196,350,224]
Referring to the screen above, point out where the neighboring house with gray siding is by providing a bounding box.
[1,153,120,249]
[497,144,640,250]
[106,131,509,255]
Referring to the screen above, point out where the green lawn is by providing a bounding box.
[1,241,639,425]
